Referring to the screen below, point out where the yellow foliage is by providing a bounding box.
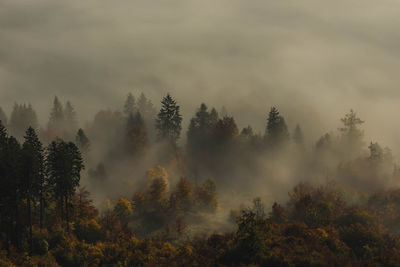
[146,165,169,192]
[113,198,133,219]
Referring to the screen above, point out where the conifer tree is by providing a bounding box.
[187,103,214,154]
[339,110,364,157]
[0,107,7,126]
[293,124,304,146]
[123,93,136,117]
[76,128,90,154]
[46,139,84,231]
[64,101,78,139]
[137,92,156,120]
[155,94,182,145]
[47,96,64,140]
[265,107,289,147]
[21,127,44,253]
[9,103,38,140]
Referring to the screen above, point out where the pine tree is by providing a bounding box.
[75,128,90,154]
[293,124,304,146]
[210,108,219,125]
[127,111,145,129]
[187,103,214,155]
[339,110,364,157]
[0,107,8,126]
[265,107,289,147]
[155,94,182,145]
[46,139,84,232]
[137,93,156,120]
[64,101,78,139]
[21,127,44,253]
[123,93,136,117]
[9,103,39,140]
[47,96,64,140]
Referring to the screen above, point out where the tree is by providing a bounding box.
[21,127,45,253]
[170,177,193,213]
[47,97,64,140]
[211,116,239,145]
[293,124,304,146]
[113,198,133,221]
[0,130,22,249]
[155,94,182,146]
[64,101,78,139]
[76,128,90,154]
[137,93,156,121]
[196,178,219,212]
[127,111,145,130]
[209,108,219,125]
[187,103,214,155]
[126,123,148,158]
[8,103,38,140]
[123,93,136,117]
[46,139,84,231]
[265,107,289,147]
[339,110,364,157]
[0,107,7,126]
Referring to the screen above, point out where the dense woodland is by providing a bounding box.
[1,93,400,266]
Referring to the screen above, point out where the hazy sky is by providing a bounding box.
[1,0,400,152]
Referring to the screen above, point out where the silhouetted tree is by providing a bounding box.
[0,107,7,126]
[21,127,44,253]
[211,116,239,145]
[339,109,364,157]
[155,94,182,146]
[47,97,64,140]
[123,93,136,117]
[9,103,38,140]
[47,139,84,231]
[265,107,289,148]
[187,103,214,155]
[64,101,78,139]
[75,128,90,154]
[293,124,304,146]
[127,111,145,129]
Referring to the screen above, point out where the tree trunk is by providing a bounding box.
[65,195,69,233]
[28,195,33,255]
[39,191,43,229]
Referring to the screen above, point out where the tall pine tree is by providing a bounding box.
[155,94,182,146]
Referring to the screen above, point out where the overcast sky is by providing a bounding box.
[1,0,400,152]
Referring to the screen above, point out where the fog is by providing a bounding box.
[1,0,400,153]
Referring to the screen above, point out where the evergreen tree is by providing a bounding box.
[0,133,22,249]
[211,116,239,145]
[46,139,84,231]
[127,111,145,129]
[293,124,304,146]
[0,107,7,126]
[9,103,38,140]
[155,94,182,145]
[123,93,136,117]
[75,128,90,154]
[64,101,78,139]
[209,108,219,125]
[137,92,156,120]
[265,107,289,147]
[21,127,45,253]
[339,110,364,157]
[187,103,214,155]
[47,96,64,140]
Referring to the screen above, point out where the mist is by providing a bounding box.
[1,0,400,154]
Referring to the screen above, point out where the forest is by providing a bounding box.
[0,93,400,266]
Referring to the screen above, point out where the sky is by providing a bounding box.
[1,0,400,152]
